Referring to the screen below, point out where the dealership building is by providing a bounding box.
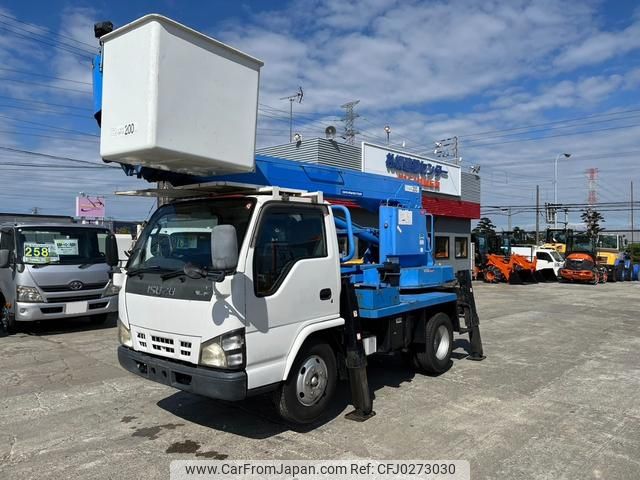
[257,139,481,272]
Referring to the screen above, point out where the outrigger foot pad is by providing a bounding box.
[345,409,376,422]
[466,353,486,361]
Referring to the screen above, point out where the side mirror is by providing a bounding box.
[105,233,119,267]
[211,225,238,271]
[0,249,9,268]
[112,270,125,288]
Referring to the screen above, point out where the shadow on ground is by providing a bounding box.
[158,341,472,439]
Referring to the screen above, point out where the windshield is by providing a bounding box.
[546,230,567,244]
[550,250,564,262]
[572,234,592,252]
[17,227,110,265]
[128,198,255,271]
[597,234,619,249]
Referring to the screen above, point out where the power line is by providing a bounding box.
[0,129,98,143]
[0,23,93,60]
[0,76,91,94]
[0,114,98,137]
[459,107,640,138]
[0,94,92,111]
[463,122,640,149]
[462,113,640,145]
[0,102,93,119]
[0,145,114,167]
[0,67,92,85]
[0,161,110,169]
[0,12,96,50]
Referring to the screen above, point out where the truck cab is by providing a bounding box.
[0,223,120,333]
[510,246,564,277]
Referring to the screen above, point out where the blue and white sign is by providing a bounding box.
[361,142,461,197]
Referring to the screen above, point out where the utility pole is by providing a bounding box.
[632,181,635,244]
[279,87,304,142]
[341,100,360,145]
[507,207,512,231]
[535,185,540,244]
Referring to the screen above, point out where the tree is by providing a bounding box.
[473,217,496,235]
[581,208,605,252]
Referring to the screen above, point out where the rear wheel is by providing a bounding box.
[275,340,337,424]
[414,312,453,374]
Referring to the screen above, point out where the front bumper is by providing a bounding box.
[15,295,118,321]
[117,346,247,401]
[559,269,595,282]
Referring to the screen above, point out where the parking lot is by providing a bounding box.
[1,282,639,480]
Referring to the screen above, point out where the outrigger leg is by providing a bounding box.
[456,270,486,361]
[340,277,376,422]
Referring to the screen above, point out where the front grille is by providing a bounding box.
[131,327,200,364]
[46,294,102,303]
[41,282,107,292]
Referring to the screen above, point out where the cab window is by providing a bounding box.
[536,252,553,262]
[254,205,327,296]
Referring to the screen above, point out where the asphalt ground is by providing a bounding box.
[1,281,639,479]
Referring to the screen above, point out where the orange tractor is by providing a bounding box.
[473,233,538,284]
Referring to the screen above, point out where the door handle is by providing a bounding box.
[319,288,332,300]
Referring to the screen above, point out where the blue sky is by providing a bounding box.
[0,0,639,231]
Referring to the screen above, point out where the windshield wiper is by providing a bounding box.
[127,266,164,277]
[160,268,188,280]
[160,263,225,281]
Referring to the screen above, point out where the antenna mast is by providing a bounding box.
[341,100,360,145]
[280,87,304,142]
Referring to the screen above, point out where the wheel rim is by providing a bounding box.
[434,325,450,361]
[296,355,328,406]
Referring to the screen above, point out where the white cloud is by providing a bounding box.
[1,1,639,229]
[554,19,640,70]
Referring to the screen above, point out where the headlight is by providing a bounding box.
[199,329,245,369]
[102,280,120,297]
[118,320,133,347]
[16,286,43,303]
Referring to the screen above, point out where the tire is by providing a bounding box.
[275,340,337,424]
[483,266,503,283]
[413,312,453,374]
[89,313,110,325]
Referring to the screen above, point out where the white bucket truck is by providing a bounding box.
[95,15,485,424]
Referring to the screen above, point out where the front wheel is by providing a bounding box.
[275,340,337,424]
[413,312,453,374]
